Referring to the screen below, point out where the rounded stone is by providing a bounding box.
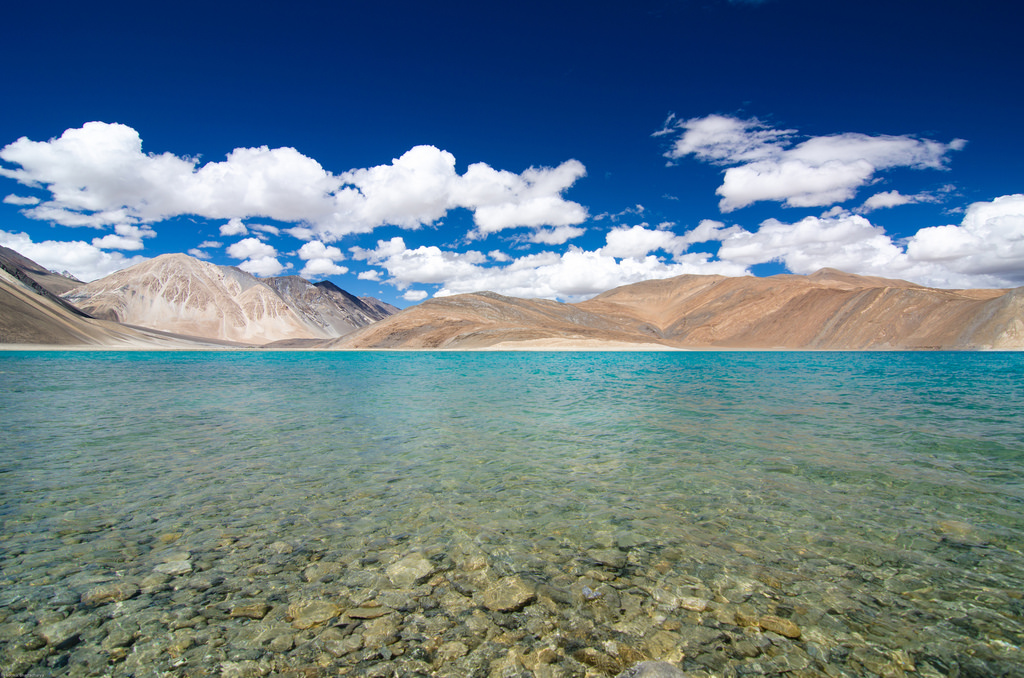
[287,600,343,629]
[481,576,536,612]
[386,553,436,587]
[154,560,193,576]
[615,660,690,677]
[81,581,139,606]
[758,614,801,639]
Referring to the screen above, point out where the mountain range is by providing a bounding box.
[1,247,1021,350]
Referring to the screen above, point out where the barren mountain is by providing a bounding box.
[61,254,396,345]
[264,277,397,337]
[326,270,1024,350]
[321,291,656,349]
[0,251,235,348]
[0,245,83,297]
[4,244,1020,350]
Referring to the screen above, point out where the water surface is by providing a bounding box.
[1,351,1022,676]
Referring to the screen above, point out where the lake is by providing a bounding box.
[1,350,1022,677]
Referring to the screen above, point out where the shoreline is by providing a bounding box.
[2,342,1017,352]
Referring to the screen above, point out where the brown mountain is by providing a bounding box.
[61,254,396,345]
[264,277,398,337]
[325,270,1024,350]
[319,291,657,349]
[0,248,238,348]
[0,244,83,297]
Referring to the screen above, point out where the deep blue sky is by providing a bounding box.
[1,0,1021,306]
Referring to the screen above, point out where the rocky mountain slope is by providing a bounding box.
[61,254,396,345]
[0,245,83,297]
[264,277,398,337]
[0,249,237,348]
[327,269,1024,350]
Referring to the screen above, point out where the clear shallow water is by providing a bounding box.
[1,350,1023,677]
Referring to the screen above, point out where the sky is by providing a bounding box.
[1,0,1022,307]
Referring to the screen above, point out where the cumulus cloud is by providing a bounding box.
[297,240,344,261]
[661,115,964,211]
[4,194,40,206]
[346,194,1023,301]
[0,229,146,282]
[706,194,1024,288]
[906,194,1024,282]
[351,231,749,302]
[238,256,288,278]
[226,237,276,260]
[403,289,429,302]
[529,225,586,245]
[717,213,906,275]
[220,218,248,236]
[225,237,287,277]
[856,189,949,213]
[91,224,156,251]
[299,258,348,278]
[297,240,348,279]
[0,122,587,243]
[600,224,688,259]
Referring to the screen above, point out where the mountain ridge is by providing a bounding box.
[326,272,1023,350]
[60,254,397,345]
[2,247,1021,349]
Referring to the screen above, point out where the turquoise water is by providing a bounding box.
[1,350,1023,676]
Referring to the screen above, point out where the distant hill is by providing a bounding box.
[3,245,1021,350]
[326,269,1024,350]
[61,254,397,345]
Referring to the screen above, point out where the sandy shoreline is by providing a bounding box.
[0,340,688,352]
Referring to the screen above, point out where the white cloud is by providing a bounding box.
[859,190,918,212]
[4,194,40,206]
[297,240,344,261]
[717,212,906,275]
[600,224,687,259]
[708,194,1024,288]
[906,194,1024,283]
[857,189,945,213]
[91,224,156,251]
[662,115,964,211]
[252,223,280,236]
[299,258,349,279]
[344,198,1024,300]
[0,229,146,282]
[220,218,248,236]
[403,289,428,302]
[187,240,221,259]
[352,237,489,289]
[238,256,288,278]
[529,225,586,245]
[352,230,749,302]
[296,240,348,279]
[661,114,791,164]
[225,237,287,277]
[226,237,277,260]
[1,123,588,242]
